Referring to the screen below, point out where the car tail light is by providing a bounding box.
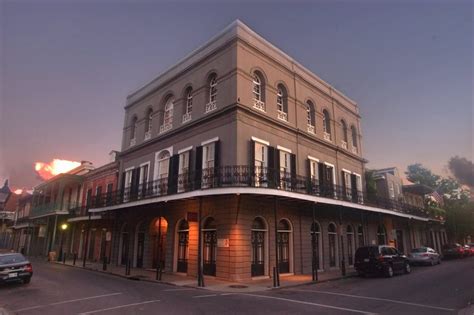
[422,253,429,257]
[24,264,33,273]
[377,255,384,262]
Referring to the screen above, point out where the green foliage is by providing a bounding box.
[405,163,440,188]
[364,169,377,200]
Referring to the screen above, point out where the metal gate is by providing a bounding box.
[177,231,188,273]
[251,231,265,277]
[277,232,290,273]
[203,230,216,276]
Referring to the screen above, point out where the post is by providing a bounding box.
[155,216,162,281]
[73,252,77,265]
[83,213,91,268]
[273,197,280,287]
[197,197,205,287]
[311,202,318,282]
[49,214,58,255]
[103,256,107,271]
[58,229,64,261]
[339,207,346,277]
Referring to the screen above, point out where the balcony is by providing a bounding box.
[253,99,265,112]
[159,123,172,134]
[30,202,67,218]
[341,141,348,149]
[144,130,152,141]
[307,124,315,134]
[205,101,217,113]
[182,112,192,124]
[323,132,331,142]
[130,138,136,147]
[91,165,436,220]
[277,110,288,121]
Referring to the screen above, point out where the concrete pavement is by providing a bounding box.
[0,257,473,314]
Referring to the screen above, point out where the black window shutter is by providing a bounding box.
[318,162,325,194]
[341,171,346,199]
[187,149,193,191]
[131,168,139,198]
[267,146,275,188]
[120,171,126,202]
[290,153,296,190]
[249,140,256,186]
[195,146,203,189]
[306,159,312,194]
[274,149,281,188]
[213,140,221,187]
[351,174,358,202]
[168,154,180,194]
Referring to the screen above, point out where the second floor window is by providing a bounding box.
[203,143,215,169]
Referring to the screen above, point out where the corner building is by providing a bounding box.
[90,20,444,281]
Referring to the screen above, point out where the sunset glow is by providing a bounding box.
[34,159,81,180]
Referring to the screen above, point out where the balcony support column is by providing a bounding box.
[273,196,280,287]
[48,214,58,254]
[56,182,66,211]
[339,207,346,277]
[197,197,204,287]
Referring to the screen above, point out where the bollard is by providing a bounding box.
[272,267,278,288]
[126,259,131,276]
[73,253,77,266]
[102,256,107,271]
[63,253,66,264]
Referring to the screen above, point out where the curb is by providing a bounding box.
[52,261,357,292]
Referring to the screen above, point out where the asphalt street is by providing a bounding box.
[1,257,473,315]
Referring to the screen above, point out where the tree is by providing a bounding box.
[364,169,377,200]
[448,156,474,187]
[405,163,440,189]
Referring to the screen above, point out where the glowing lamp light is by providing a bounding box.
[61,223,68,231]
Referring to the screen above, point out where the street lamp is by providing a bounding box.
[58,223,68,261]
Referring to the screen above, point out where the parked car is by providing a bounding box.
[354,245,411,278]
[0,253,33,284]
[408,247,441,266]
[468,243,474,256]
[442,243,464,258]
[463,245,472,257]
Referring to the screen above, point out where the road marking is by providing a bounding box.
[14,293,123,312]
[78,300,161,314]
[238,293,376,314]
[289,289,456,312]
[193,294,218,298]
[162,288,195,292]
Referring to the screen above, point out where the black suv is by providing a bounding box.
[354,245,411,278]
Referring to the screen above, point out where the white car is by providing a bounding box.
[408,247,441,266]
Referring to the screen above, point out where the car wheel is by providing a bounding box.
[23,277,31,284]
[404,263,411,274]
[430,259,435,266]
[384,265,394,278]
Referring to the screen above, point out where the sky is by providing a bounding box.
[0,0,472,189]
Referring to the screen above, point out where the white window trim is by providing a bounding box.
[178,146,193,154]
[324,162,337,185]
[201,137,219,146]
[139,161,151,183]
[342,168,352,174]
[153,147,173,181]
[251,136,270,146]
[277,145,292,153]
[308,156,319,162]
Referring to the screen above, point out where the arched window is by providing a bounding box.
[323,109,331,140]
[306,101,316,133]
[202,217,217,276]
[346,225,355,266]
[277,219,292,273]
[311,222,322,270]
[328,223,337,268]
[209,74,217,103]
[185,87,193,115]
[251,217,267,277]
[341,119,348,145]
[357,225,364,246]
[377,225,386,245]
[130,116,138,145]
[161,97,174,133]
[351,125,358,152]
[145,108,153,139]
[252,71,266,111]
[276,84,288,121]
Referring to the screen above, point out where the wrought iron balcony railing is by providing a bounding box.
[87,165,436,219]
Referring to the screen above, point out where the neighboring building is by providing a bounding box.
[67,160,119,262]
[11,192,34,254]
[29,161,94,256]
[0,181,16,249]
[85,20,446,282]
[373,167,404,202]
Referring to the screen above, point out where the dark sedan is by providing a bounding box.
[0,253,33,284]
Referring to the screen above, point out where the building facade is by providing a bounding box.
[80,21,447,282]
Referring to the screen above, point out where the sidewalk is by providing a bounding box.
[51,258,356,293]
